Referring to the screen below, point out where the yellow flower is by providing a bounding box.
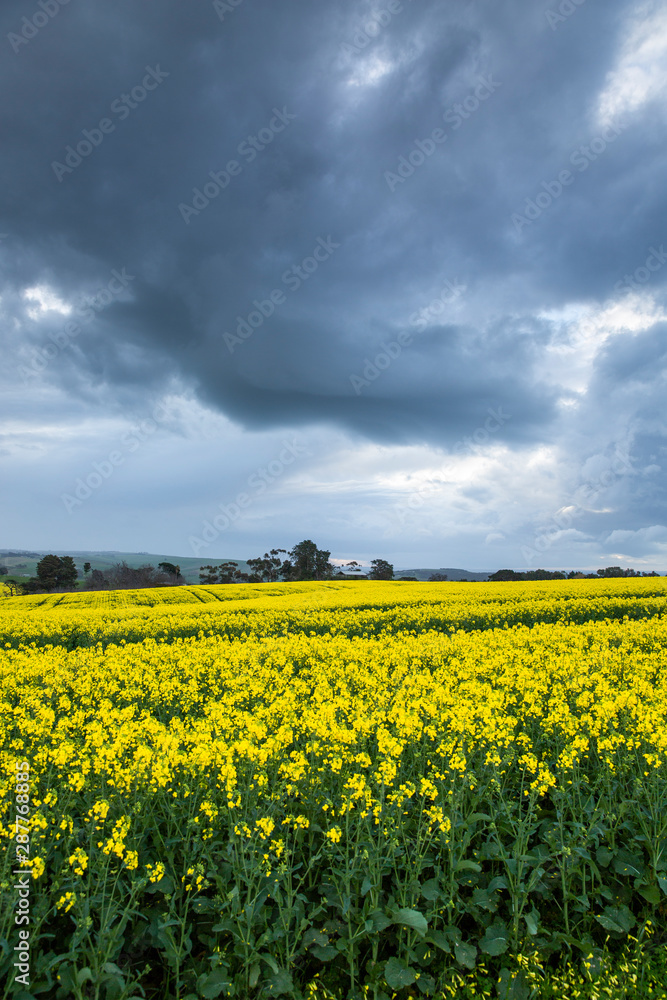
[68,848,88,876]
[255,816,275,839]
[31,857,46,879]
[56,892,76,913]
[146,862,166,883]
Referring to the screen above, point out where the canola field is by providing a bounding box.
[1,579,667,999]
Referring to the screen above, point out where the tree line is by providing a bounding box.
[2,555,184,595]
[0,543,396,595]
[199,541,395,584]
[1,550,662,596]
[488,567,661,581]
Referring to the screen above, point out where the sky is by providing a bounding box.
[1,0,666,572]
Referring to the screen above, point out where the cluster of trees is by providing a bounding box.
[5,556,185,594]
[84,561,184,590]
[200,542,396,584]
[488,566,661,581]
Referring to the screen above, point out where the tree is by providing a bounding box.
[199,562,251,584]
[3,578,21,596]
[83,562,91,574]
[284,541,334,581]
[199,564,220,584]
[369,559,394,581]
[158,562,183,581]
[428,573,448,582]
[24,554,79,593]
[84,562,183,591]
[0,565,8,576]
[88,569,109,589]
[524,569,566,581]
[488,569,524,581]
[246,550,288,583]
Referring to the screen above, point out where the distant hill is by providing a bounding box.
[0,551,489,586]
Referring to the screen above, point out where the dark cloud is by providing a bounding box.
[1,0,666,566]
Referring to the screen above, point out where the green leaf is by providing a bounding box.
[420,878,441,901]
[613,850,645,878]
[198,969,232,999]
[249,964,261,989]
[147,874,174,894]
[454,939,477,969]
[369,909,392,933]
[259,953,280,974]
[311,945,338,961]
[525,909,539,936]
[596,847,614,868]
[303,929,329,948]
[265,969,294,995]
[391,908,428,937]
[595,905,635,934]
[479,921,509,956]
[102,963,123,977]
[472,887,498,912]
[361,876,372,896]
[417,972,436,995]
[639,884,661,905]
[426,930,451,953]
[385,957,417,989]
[76,968,93,986]
[455,860,482,872]
[657,875,667,895]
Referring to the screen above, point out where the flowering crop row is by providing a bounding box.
[1,578,666,651]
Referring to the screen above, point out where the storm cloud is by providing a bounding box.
[1,0,666,570]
